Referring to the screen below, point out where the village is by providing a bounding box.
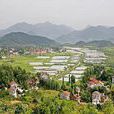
[0,46,112,107]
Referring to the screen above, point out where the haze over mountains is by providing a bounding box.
[0,22,74,39]
[57,26,114,43]
[0,22,114,46]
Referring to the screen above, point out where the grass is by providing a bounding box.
[0,52,75,72]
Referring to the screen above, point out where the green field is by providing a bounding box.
[0,52,76,72]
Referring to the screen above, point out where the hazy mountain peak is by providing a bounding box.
[57,25,114,43]
[0,22,74,39]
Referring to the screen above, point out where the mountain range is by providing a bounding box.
[0,22,74,39]
[0,32,59,47]
[75,40,114,47]
[57,26,114,43]
[0,22,114,46]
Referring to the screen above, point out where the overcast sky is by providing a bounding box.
[0,0,114,29]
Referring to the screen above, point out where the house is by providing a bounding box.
[60,88,81,103]
[27,78,39,89]
[92,91,101,105]
[8,81,23,98]
[60,91,70,100]
[92,91,108,105]
[70,87,81,103]
[88,78,104,89]
[70,94,81,103]
[8,81,18,98]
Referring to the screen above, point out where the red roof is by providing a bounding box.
[89,78,103,85]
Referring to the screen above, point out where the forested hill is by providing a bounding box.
[0,32,60,47]
[63,40,114,48]
[57,26,114,43]
[0,22,74,39]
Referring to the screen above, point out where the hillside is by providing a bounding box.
[0,32,60,47]
[63,40,114,48]
[75,40,114,47]
[57,26,114,43]
[0,22,74,39]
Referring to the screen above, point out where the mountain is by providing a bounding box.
[0,22,74,39]
[75,40,114,47]
[57,26,114,43]
[0,32,60,47]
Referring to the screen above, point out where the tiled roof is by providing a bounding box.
[89,78,103,85]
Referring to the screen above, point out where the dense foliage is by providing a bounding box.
[0,64,30,88]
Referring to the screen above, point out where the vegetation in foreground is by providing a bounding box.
[0,47,114,114]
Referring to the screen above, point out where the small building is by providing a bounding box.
[27,78,39,89]
[92,91,108,105]
[8,81,18,98]
[92,91,101,105]
[8,81,23,98]
[88,78,104,89]
[70,93,81,103]
[60,91,70,100]
[60,89,81,103]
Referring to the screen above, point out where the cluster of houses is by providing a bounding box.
[0,77,39,98]
[60,78,109,105]
[0,48,19,59]
[30,49,49,55]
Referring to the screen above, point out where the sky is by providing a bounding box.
[0,0,114,29]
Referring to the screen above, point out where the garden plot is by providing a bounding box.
[35,70,58,76]
[70,70,84,75]
[67,64,75,66]
[50,65,67,71]
[70,60,79,63]
[70,55,80,63]
[33,66,50,70]
[50,59,68,63]
[37,56,50,59]
[68,66,87,79]
[52,56,70,60]
[44,63,55,65]
[29,62,43,66]
[71,55,80,60]
[75,66,87,71]
[58,77,69,82]
[84,49,107,64]
[58,77,79,82]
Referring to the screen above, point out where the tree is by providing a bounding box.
[71,75,75,84]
